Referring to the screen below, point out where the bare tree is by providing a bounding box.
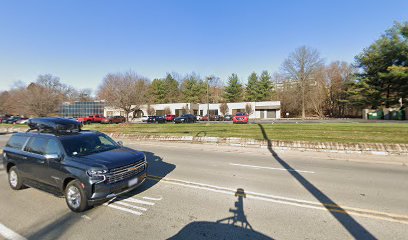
[164,107,171,115]
[98,71,149,121]
[181,104,190,114]
[245,103,253,115]
[147,105,156,115]
[219,102,229,116]
[21,74,67,117]
[326,61,355,117]
[282,46,324,119]
[308,67,329,117]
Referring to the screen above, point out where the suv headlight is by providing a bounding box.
[87,169,108,177]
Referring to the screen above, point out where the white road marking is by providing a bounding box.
[81,215,92,220]
[142,196,163,201]
[229,163,315,173]
[113,201,148,211]
[150,176,408,225]
[105,204,143,216]
[0,223,27,240]
[103,196,161,216]
[117,197,155,206]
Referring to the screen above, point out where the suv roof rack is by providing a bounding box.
[27,117,82,134]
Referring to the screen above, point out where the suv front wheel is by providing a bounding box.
[8,166,24,190]
[65,180,89,212]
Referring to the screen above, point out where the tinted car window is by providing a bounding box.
[6,135,29,150]
[45,139,62,155]
[61,134,119,157]
[25,137,49,155]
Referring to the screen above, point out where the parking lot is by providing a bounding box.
[1,134,408,239]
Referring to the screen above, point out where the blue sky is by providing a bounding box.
[0,0,407,92]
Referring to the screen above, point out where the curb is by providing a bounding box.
[108,133,408,156]
[1,127,406,155]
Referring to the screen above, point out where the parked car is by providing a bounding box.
[3,117,147,212]
[174,114,196,124]
[15,118,29,124]
[147,116,166,124]
[101,116,126,124]
[213,115,224,121]
[201,115,223,121]
[224,115,233,121]
[196,115,203,121]
[233,112,249,124]
[6,117,22,124]
[0,115,11,123]
[141,116,149,122]
[77,115,105,124]
[165,114,176,122]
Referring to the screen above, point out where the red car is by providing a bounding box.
[165,114,176,122]
[233,112,249,124]
[77,114,105,124]
[101,116,126,124]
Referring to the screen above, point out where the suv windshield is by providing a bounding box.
[60,134,119,156]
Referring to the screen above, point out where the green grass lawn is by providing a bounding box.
[1,123,407,144]
[82,123,408,144]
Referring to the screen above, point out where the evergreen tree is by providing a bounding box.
[257,70,273,101]
[355,22,408,108]
[245,72,259,101]
[163,73,180,103]
[149,79,166,103]
[181,74,206,103]
[224,73,243,102]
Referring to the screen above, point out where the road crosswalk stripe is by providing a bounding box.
[0,223,27,240]
[113,201,148,211]
[142,196,162,201]
[106,204,143,215]
[117,197,155,205]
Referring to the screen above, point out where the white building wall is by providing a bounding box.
[105,101,281,119]
[198,101,280,119]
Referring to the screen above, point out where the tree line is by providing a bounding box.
[1,22,406,119]
[0,74,93,117]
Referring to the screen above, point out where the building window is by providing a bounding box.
[60,101,105,118]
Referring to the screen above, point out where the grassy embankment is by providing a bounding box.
[84,123,408,144]
[1,123,407,144]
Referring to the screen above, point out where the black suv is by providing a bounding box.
[2,118,147,212]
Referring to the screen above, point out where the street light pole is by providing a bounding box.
[206,76,212,121]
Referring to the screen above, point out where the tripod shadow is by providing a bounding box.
[216,188,253,230]
[257,124,376,239]
[169,188,273,240]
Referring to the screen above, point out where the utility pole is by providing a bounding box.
[206,76,213,121]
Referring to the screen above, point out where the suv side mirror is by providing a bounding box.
[117,141,123,146]
[45,154,62,161]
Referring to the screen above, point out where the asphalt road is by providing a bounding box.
[0,134,407,240]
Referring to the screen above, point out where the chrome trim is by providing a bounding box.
[106,162,146,184]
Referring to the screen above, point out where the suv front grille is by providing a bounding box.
[106,162,145,184]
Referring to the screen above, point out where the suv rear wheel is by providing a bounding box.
[65,180,89,212]
[8,166,24,190]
